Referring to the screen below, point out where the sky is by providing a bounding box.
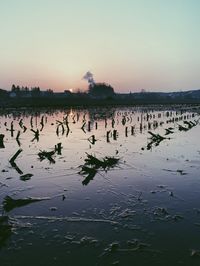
[0,0,200,93]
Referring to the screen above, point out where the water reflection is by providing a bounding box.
[0,106,200,265]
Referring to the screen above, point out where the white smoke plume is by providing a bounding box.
[83,71,95,86]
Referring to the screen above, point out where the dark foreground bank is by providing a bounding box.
[1,95,200,108]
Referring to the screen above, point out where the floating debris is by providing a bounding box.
[176,169,187,175]
[118,208,136,218]
[49,207,57,211]
[20,173,33,181]
[153,207,169,218]
[103,242,120,255]
[162,169,188,175]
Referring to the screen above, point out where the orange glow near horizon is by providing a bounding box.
[1,1,200,93]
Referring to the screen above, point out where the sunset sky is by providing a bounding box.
[0,0,200,93]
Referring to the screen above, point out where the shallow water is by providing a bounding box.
[0,106,200,266]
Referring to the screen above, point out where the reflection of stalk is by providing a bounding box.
[31,129,39,142]
[54,143,62,155]
[125,127,128,137]
[9,161,23,175]
[16,131,21,146]
[0,134,5,148]
[106,131,111,142]
[88,121,91,132]
[9,149,23,174]
[131,126,135,135]
[11,122,14,137]
[113,130,118,140]
[81,122,86,133]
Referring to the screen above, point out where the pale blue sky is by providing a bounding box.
[0,0,200,92]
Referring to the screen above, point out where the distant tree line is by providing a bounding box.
[1,82,200,107]
[11,85,54,97]
[11,84,40,95]
[0,88,8,98]
[9,82,115,99]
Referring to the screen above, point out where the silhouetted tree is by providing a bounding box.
[31,87,41,97]
[46,89,54,96]
[88,83,115,98]
[46,89,53,94]
[11,84,16,92]
[11,84,20,92]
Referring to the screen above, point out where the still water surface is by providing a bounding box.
[0,106,200,266]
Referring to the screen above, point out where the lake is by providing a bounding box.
[0,105,200,266]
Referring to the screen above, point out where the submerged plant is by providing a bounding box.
[3,196,48,212]
[20,173,33,181]
[84,153,119,170]
[183,120,196,128]
[9,149,23,174]
[142,131,170,150]
[84,153,104,168]
[164,127,174,135]
[38,150,56,164]
[178,124,189,132]
[31,129,40,142]
[79,153,120,185]
[88,135,97,145]
[0,134,5,149]
[54,143,63,155]
[79,166,97,186]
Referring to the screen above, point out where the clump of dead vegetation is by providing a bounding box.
[79,153,120,185]
[38,143,63,164]
[178,119,199,132]
[142,131,170,150]
[38,150,56,164]
[3,196,48,212]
